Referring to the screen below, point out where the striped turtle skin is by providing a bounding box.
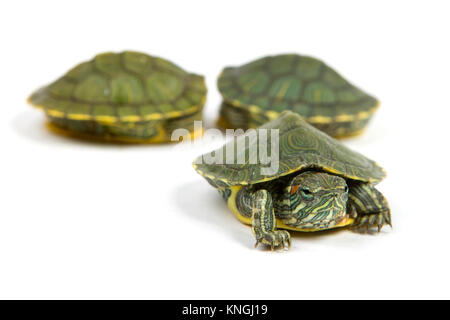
[28,51,207,143]
[218,54,378,138]
[193,112,390,250]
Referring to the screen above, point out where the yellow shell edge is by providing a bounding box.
[221,98,380,124]
[27,89,206,124]
[45,122,204,144]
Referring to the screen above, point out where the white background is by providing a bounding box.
[1,0,449,299]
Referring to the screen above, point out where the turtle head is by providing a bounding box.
[282,171,349,230]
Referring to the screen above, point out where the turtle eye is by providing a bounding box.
[301,187,313,200]
[344,186,349,193]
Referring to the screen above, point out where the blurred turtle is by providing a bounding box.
[29,51,207,143]
[218,54,378,138]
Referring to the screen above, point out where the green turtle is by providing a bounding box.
[193,111,391,250]
[218,54,378,138]
[28,51,207,143]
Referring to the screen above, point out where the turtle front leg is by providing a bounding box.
[349,182,391,232]
[251,190,291,250]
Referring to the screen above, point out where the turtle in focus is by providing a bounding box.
[218,54,378,138]
[28,51,207,143]
[193,111,391,250]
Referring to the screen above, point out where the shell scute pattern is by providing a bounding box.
[65,61,93,80]
[29,51,207,123]
[194,112,385,186]
[218,54,378,121]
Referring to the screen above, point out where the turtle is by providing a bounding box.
[217,54,379,138]
[193,111,391,250]
[28,51,207,143]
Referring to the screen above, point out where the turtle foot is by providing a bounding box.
[353,209,392,233]
[254,230,291,251]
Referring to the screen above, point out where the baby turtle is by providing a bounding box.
[28,51,207,143]
[193,111,391,250]
[218,54,378,138]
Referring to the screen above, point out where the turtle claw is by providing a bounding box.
[353,209,392,233]
[282,240,291,251]
[254,230,291,251]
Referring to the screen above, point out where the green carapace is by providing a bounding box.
[193,111,391,250]
[28,51,207,143]
[218,54,378,138]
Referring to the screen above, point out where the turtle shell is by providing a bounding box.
[28,51,207,123]
[193,111,385,187]
[218,54,378,124]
